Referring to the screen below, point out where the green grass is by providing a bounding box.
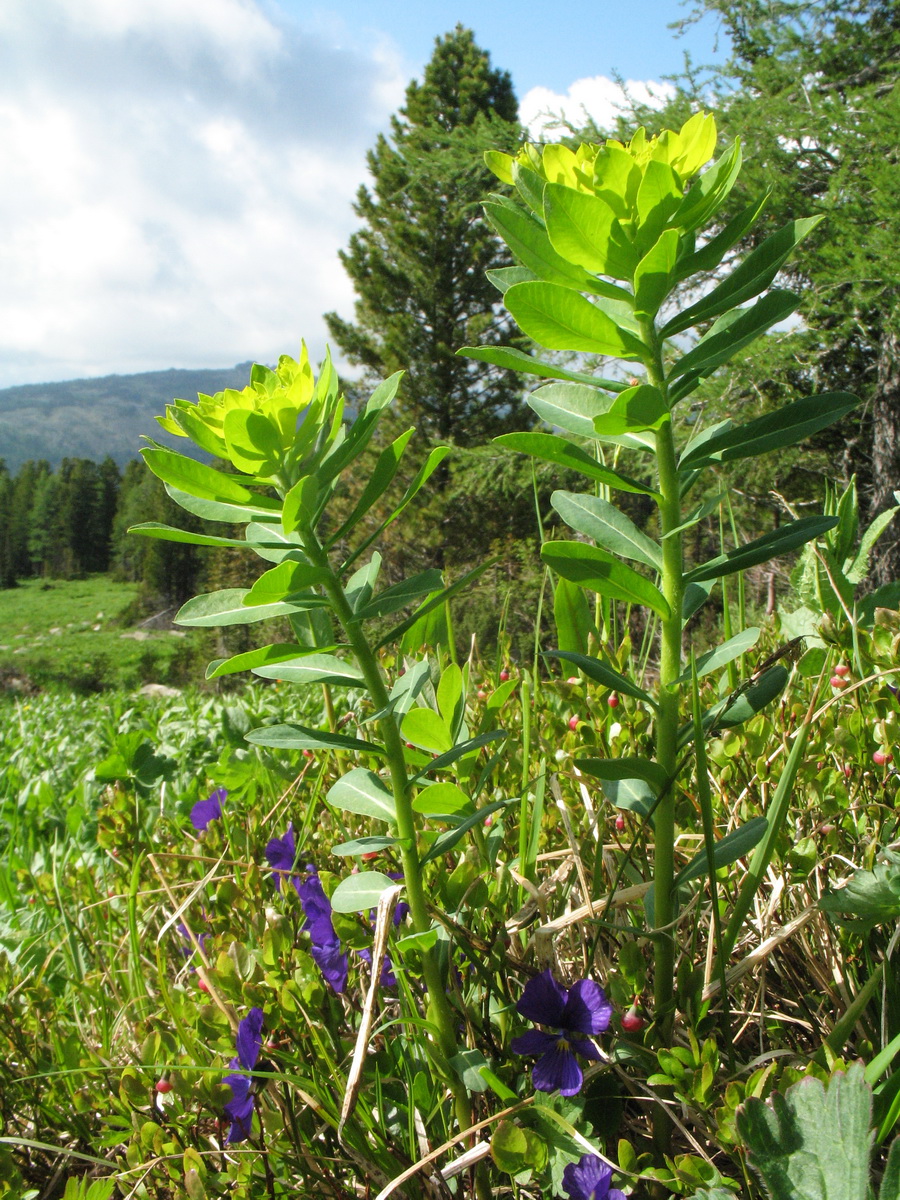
[0,577,205,691]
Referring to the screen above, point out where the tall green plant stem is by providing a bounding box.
[642,319,684,1036]
[302,530,474,1136]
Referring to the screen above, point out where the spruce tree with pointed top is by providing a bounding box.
[325,25,527,446]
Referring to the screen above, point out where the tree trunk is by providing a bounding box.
[869,323,900,588]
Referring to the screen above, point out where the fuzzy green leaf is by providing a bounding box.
[253,653,364,686]
[175,589,325,627]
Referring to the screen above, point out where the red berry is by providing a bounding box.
[566,676,579,685]
[155,1079,172,1094]
[477,690,487,700]
[302,749,314,759]
[834,663,851,677]
[874,750,893,766]
[615,814,625,832]
[568,716,580,731]
[499,669,510,682]
[621,1007,645,1033]
[830,675,847,688]
[608,694,619,708]
[198,977,210,993]
[405,741,415,750]
[361,851,379,861]
[843,764,853,778]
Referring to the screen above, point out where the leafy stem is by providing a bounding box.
[301,527,474,1133]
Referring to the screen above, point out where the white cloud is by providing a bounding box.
[519,76,676,140]
[0,0,407,386]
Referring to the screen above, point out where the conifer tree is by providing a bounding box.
[325,25,527,445]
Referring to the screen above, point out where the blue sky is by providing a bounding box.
[0,0,728,390]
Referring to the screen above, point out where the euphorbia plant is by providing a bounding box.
[460,112,859,1038]
[133,347,504,1149]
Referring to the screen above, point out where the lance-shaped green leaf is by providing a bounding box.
[129,523,255,548]
[206,642,327,680]
[542,541,670,617]
[576,756,669,792]
[495,432,659,496]
[670,290,800,393]
[401,707,454,755]
[331,836,400,857]
[484,199,624,296]
[243,560,330,606]
[634,159,683,253]
[486,265,536,293]
[344,446,451,571]
[163,484,279,525]
[683,578,717,621]
[847,505,900,585]
[551,491,663,571]
[457,345,628,391]
[599,776,656,819]
[253,653,365,687]
[687,516,838,583]
[331,870,397,913]
[316,371,403,484]
[419,797,517,864]
[554,576,594,655]
[664,216,823,337]
[592,384,670,437]
[223,408,283,476]
[672,628,761,684]
[356,568,445,621]
[144,448,280,510]
[367,659,431,722]
[175,588,326,627]
[542,182,639,280]
[504,282,645,359]
[664,493,728,541]
[633,228,679,319]
[544,649,657,706]
[675,194,768,281]
[679,392,860,470]
[244,521,307,564]
[409,729,508,782]
[412,781,474,821]
[327,769,396,822]
[673,138,742,234]
[245,723,386,757]
[327,428,416,546]
[675,816,769,886]
[377,558,498,649]
[687,666,789,745]
[528,382,655,450]
[345,554,382,614]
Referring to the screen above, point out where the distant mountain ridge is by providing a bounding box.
[0,363,254,471]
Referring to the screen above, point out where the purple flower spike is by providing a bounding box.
[190,788,226,833]
[236,1007,263,1071]
[223,1008,264,1144]
[294,868,348,993]
[562,1154,626,1200]
[264,824,297,891]
[511,969,611,1097]
[223,1070,255,1143]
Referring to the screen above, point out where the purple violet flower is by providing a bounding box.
[223,1007,264,1144]
[294,867,349,993]
[358,946,397,988]
[264,824,298,892]
[510,969,612,1096]
[190,788,226,833]
[562,1154,627,1200]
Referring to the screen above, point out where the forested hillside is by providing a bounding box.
[0,362,252,471]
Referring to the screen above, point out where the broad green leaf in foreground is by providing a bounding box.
[176,589,327,627]
[687,516,838,583]
[253,653,364,687]
[551,490,663,571]
[331,871,397,913]
[542,541,670,617]
[736,1063,872,1200]
[496,432,659,495]
[326,769,396,822]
